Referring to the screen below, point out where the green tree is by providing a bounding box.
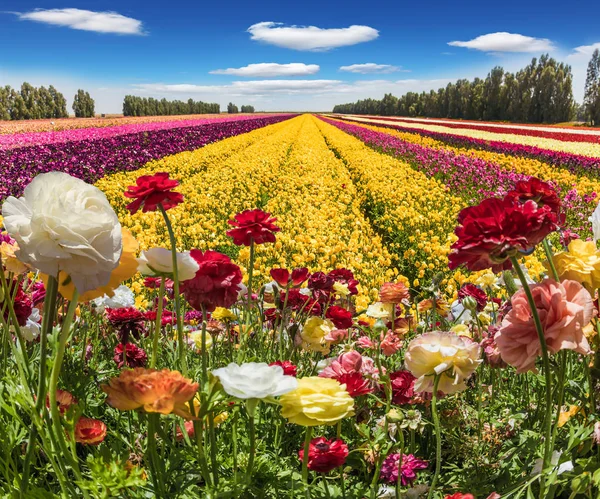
[584,48,600,126]
[227,102,239,114]
[72,89,95,118]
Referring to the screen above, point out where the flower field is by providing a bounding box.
[0,113,600,498]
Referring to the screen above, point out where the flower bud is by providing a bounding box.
[386,408,404,423]
[372,319,387,335]
[461,296,478,312]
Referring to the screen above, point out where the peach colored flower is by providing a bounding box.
[101,368,199,419]
[495,279,593,373]
[380,332,403,356]
[379,282,410,304]
[74,417,107,445]
[324,328,348,344]
[46,389,77,415]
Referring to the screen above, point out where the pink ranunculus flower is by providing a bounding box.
[320,350,363,378]
[324,328,349,344]
[356,336,376,350]
[380,331,403,356]
[495,279,593,373]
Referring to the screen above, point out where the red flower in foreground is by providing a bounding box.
[106,307,147,343]
[181,250,243,312]
[113,343,148,369]
[328,268,359,295]
[505,177,561,215]
[269,360,298,377]
[326,306,354,329]
[298,437,349,473]
[389,370,416,405]
[124,172,184,215]
[74,418,107,445]
[448,196,559,273]
[226,209,280,246]
[270,267,309,288]
[458,284,487,312]
[336,372,372,397]
[444,494,475,499]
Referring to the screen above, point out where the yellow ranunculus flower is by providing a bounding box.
[41,228,139,302]
[279,377,354,426]
[450,324,471,338]
[188,330,213,351]
[301,317,334,354]
[333,281,350,297]
[0,241,29,274]
[551,239,600,291]
[212,307,236,321]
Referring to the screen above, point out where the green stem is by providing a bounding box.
[396,429,405,499]
[427,374,442,499]
[246,400,259,484]
[147,414,165,496]
[159,203,187,375]
[150,277,166,368]
[510,256,553,499]
[201,305,209,384]
[208,411,219,486]
[551,351,568,450]
[302,426,313,495]
[542,239,560,282]
[21,275,59,495]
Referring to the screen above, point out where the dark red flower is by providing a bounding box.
[113,343,148,368]
[74,418,107,445]
[31,281,46,308]
[336,372,372,397]
[505,177,561,215]
[458,284,487,312]
[181,250,243,312]
[143,277,174,291]
[270,267,309,288]
[298,437,349,473]
[124,172,184,214]
[448,196,559,273]
[325,306,354,329]
[144,309,175,327]
[390,371,416,405]
[184,310,205,323]
[106,307,147,343]
[444,494,475,499]
[226,209,280,246]
[5,281,32,327]
[308,272,335,303]
[269,360,298,377]
[281,289,321,315]
[328,268,359,296]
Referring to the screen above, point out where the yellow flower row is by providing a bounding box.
[342,116,600,158]
[97,114,394,306]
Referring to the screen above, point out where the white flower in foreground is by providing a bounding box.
[590,202,600,243]
[212,362,298,399]
[21,308,41,342]
[137,247,199,282]
[366,302,394,320]
[405,331,482,394]
[92,285,135,312]
[2,172,122,294]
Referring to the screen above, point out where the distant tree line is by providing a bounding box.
[241,105,255,113]
[333,55,578,124]
[0,83,69,120]
[123,96,220,116]
[72,89,95,118]
[227,103,255,114]
[584,49,600,126]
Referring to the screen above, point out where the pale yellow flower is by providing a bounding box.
[551,239,600,291]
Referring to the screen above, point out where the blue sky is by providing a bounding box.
[1,0,599,113]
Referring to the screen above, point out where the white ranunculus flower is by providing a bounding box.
[590,202,600,243]
[450,300,472,324]
[366,302,394,319]
[2,172,122,294]
[137,247,199,282]
[212,362,297,400]
[21,308,41,342]
[92,284,135,312]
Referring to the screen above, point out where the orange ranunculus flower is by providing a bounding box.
[41,228,139,302]
[379,282,410,304]
[101,368,199,420]
[74,417,107,445]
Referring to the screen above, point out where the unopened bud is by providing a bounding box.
[386,409,404,423]
[462,296,478,312]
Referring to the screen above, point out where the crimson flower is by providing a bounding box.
[269,360,298,377]
[114,343,148,368]
[144,309,175,327]
[124,172,184,215]
[325,306,354,329]
[298,437,349,473]
[505,177,561,215]
[74,418,107,445]
[336,372,373,397]
[328,268,359,295]
[144,277,175,291]
[5,281,32,327]
[280,289,321,315]
[448,196,559,273]
[226,209,280,246]
[458,284,487,312]
[181,250,242,312]
[390,370,416,405]
[444,494,475,499]
[380,453,427,485]
[308,272,335,303]
[270,267,309,288]
[106,307,147,343]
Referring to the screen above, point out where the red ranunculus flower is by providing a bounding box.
[181,250,243,312]
[328,268,359,295]
[269,360,298,377]
[326,305,354,329]
[144,309,175,327]
[380,453,427,485]
[114,343,148,368]
[336,372,373,397]
[298,437,349,473]
[390,370,416,405]
[74,417,107,445]
[270,267,309,288]
[281,289,321,315]
[458,284,487,312]
[308,271,335,303]
[5,282,32,327]
[106,307,147,343]
[124,172,184,215]
[444,494,475,499]
[448,196,559,273]
[226,209,280,246]
[143,277,175,291]
[505,177,561,215]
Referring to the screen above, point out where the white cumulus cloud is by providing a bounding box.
[247,22,378,51]
[339,63,408,74]
[567,42,600,59]
[209,63,319,77]
[448,32,554,53]
[15,8,144,35]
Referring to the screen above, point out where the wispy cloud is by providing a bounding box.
[448,32,554,53]
[13,8,145,35]
[209,63,319,77]
[567,42,600,59]
[247,22,378,51]
[339,63,408,74]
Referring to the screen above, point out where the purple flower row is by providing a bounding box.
[320,116,596,236]
[0,115,295,201]
[334,115,600,176]
[0,115,284,150]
